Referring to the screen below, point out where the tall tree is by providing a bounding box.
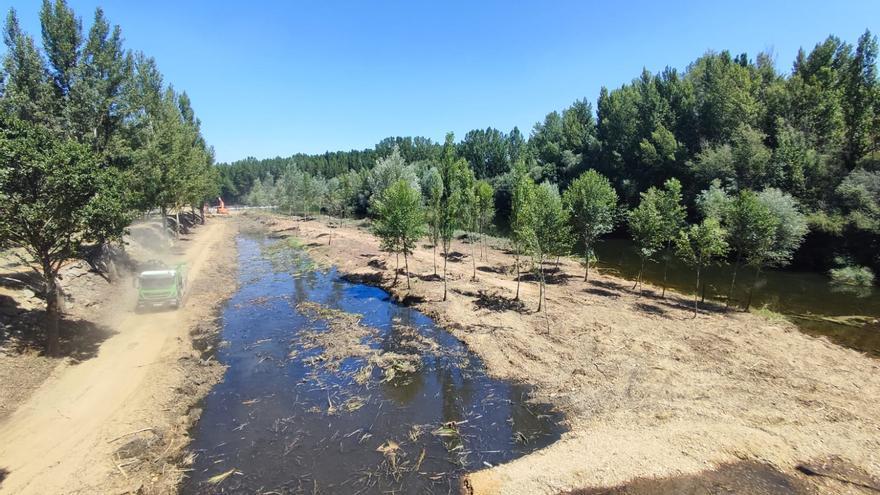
[655,178,687,297]
[437,133,469,301]
[0,116,130,355]
[744,188,808,309]
[421,166,443,276]
[628,186,666,293]
[675,218,729,316]
[530,182,571,312]
[510,160,536,301]
[724,190,777,308]
[562,169,618,281]
[473,179,495,261]
[372,179,426,289]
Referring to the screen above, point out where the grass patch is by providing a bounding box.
[750,305,787,323]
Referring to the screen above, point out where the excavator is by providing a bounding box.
[216,197,229,215]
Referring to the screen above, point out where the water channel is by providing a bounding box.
[182,236,564,494]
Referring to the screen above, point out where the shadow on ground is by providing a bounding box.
[0,302,115,362]
[564,462,815,495]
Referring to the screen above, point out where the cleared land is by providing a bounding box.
[0,217,237,494]
[273,213,880,495]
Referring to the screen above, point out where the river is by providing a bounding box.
[182,236,564,494]
[593,238,880,357]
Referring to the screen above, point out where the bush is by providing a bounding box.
[829,265,876,287]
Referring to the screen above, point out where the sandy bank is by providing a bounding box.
[274,213,880,495]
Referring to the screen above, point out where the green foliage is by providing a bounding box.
[0,2,216,353]
[756,188,808,267]
[628,188,666,261]
[675,217,729,314]
[218,29,880,274]
[372,179,426,288]
[725,190,777,267]
[676,218,730,268]
[530,181,571,310]
[695,179,732,220]
[836,168,880,232]
[829,265,876,287]
[562,169,617,280]
[437,133,471,299]
[365,145,419,210]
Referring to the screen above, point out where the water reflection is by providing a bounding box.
[594,238,880,356]
[182,236,564,494]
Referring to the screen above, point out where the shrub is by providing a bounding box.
[829,265,876,287]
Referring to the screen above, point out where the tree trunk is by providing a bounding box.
[661,247,671,298]
[583,240,591,282]
[745,266,762,311]
[514,250,521,301]
[394,252,399,285]
[433,242,437,276]
[727,254,741,309]
[471,232,477,281]
[175,210,181,239]
[161,206,168,236]
[43,264,61,356]
[633,257,645,294]
[404,250,411,289]
[537,258,545,313]
[443,245,448,301]
[199,203,206,224]
[693,264,701,318]
[701,277,707,304]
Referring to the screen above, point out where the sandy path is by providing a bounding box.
[0,219,230,495]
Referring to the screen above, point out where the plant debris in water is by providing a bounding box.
[181,236,564,494]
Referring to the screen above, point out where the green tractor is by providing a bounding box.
[135,261,187,311]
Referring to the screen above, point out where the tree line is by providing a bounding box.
[220,30,879,278]
[369,136,807,318]
[0,1,218,354]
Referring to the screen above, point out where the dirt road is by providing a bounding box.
[0,218,235,494]
[284,215,880,495]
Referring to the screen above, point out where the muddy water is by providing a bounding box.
[594,239,880,357]
[182,236,564,494]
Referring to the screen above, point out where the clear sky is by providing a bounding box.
[6,1,879,163]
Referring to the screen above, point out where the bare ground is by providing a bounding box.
[0,215,238,494]
[275,214,880,495]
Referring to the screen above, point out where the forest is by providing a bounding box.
[0,1,218,354]
[218,31,880,285]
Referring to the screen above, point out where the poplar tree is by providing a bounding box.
[473,179,495,261]
[510,160,536,301]
[656,178,687,297]
[676,218,729,316]
[372,179,426,289]
[531,182,571,312]
[421,166,443,276]
[563,169,617,281]
[437,133,469,301]
[628,187,665,293]
[724,190,777,308]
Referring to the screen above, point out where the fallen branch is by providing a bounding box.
[107,427,154,444]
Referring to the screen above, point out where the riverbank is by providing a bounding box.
[274,213,880,494]
[0,216,238,494]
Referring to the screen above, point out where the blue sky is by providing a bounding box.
[6,1,879,163]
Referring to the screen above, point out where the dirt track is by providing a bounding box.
[0,217,236,494]
[284,215,880,495]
